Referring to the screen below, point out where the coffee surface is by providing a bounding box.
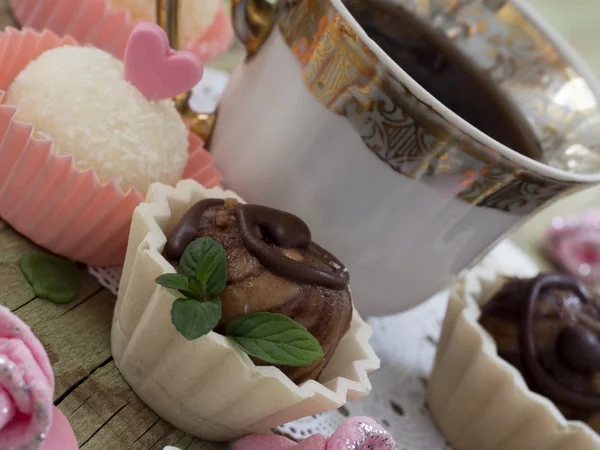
[343,0,542,161]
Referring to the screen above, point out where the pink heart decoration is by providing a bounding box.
[232,417,396,450]
[124,22,204,101]
[544,210,600,286]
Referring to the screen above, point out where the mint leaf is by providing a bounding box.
[226,312,324,367]
[19,253,81,304]
[179,237,227,297]
[188,277,204,299]
[156,273,198,299]
[195,244,227,297]
[156,273,190,291]
[171,297,222,340]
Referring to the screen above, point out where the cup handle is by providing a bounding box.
[175,92,218,145]
[180,0,281,144]
[232,0,282,59]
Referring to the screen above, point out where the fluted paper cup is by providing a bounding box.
[0,28,221,265]
[428,256,600,450]
[111,180,380,442]
[10,0,233,62]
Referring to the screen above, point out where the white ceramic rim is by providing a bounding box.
[330,0,600,184]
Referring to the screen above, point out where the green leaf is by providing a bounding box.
[195,245,227,297]
[19,253,81,304]
[155,273,198,299]
[156,273,190,291]
[171,297,222,340]
[179,237,227,297]
[188,277,204,299]
[225,312,324,367]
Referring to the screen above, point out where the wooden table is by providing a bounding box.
[1,1,599,448]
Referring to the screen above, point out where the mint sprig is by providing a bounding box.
[156,236,323,367]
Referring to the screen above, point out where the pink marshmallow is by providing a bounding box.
[544,210,600,285]
[0,306,78,449]
[232,417,396,450]
[41,407,78,450]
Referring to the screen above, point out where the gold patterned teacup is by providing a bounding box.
[200,0,600,316]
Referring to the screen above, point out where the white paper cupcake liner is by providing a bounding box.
[428,256,600,450]
[111,180,380,442]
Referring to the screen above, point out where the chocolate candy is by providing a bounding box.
[480,274,600,419]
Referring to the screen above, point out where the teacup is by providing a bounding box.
[202,0,600,316]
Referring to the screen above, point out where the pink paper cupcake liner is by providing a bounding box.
[0,28,221,266]
[187,5,234,63]
[10,0,233,63]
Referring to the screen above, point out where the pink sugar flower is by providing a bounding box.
[0,306,77,449]
[544,210,600,285]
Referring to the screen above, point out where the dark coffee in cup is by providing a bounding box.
[342,0,542,161]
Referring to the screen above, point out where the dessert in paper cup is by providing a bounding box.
[10,0,233,62]
[111,179,379,441]
[0,25,220,266]
[428,255,600,450]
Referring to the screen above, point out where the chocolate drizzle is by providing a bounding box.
[164,199,349,290]
[236,204,349,289]
[163,198,225,261]
[520,274,600,412]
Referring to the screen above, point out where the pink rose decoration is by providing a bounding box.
[0,306,77,449]
[232,417,397,450]
[544,211,600,285]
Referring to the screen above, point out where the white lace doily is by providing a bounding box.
[87,67,542,448]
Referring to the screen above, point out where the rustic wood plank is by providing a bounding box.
[0,221,48,310]
[59,361,227,450]
[18,289,115,399]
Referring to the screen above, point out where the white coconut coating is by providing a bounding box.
[6,46,189,194]
[109,0,220,44]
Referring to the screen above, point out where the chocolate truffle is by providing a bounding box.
[479,274,600,428]
[164,198,353,384]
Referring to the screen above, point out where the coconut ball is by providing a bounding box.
[109,0,221,44]
[6,46,189,194]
